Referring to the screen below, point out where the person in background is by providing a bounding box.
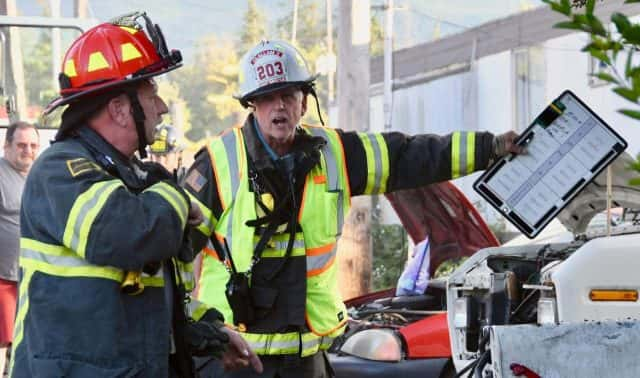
[0,121,39,376]
[149,124,187,181]
[183,39,522,377]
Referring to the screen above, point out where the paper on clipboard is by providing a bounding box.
[474,90,627,238]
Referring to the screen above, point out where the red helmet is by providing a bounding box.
[45,11,181,114]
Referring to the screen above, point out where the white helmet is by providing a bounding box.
[236,40,317,107]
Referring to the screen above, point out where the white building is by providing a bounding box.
[349,0,640,227]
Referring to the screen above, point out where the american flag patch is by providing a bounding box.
[185,169,207,193]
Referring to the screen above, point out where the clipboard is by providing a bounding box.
[473,90,627,239]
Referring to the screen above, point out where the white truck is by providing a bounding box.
[447,153,640,377]
[0,15,96,149]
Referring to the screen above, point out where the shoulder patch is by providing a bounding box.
[66,158,102,177]
[185,169,207,193]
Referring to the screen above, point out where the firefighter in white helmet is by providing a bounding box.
[183,39,522,377]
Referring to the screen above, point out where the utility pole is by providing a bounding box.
[292,0,298,45]
[326,0,334,102]
[383,0,393,129]
[51,0,61,95]
[74,0,89,18]
[0,0,26,123]
[337,0,371,299]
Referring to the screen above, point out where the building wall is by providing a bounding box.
[368,30,640,228]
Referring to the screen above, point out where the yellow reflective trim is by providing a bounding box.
[121,42,142,62]
[9,268,34,376]
[188,191,215,236]
[241,331,337,356]
[358,133,376,194]
[144,182,188,229]
[252,233,306,258]
[63,180,123,258]
[20,258,124,281]
[87,51,110,72]
[374,133,389,193]
[140,276,164,287]
[242,332,300,355]
[119,26,138,34]
[21,237,75,257]
[452,132,461,178]
[466,132,475,175]
[188,300,210,321]
[260,247,306,258]
[64,59,77,77]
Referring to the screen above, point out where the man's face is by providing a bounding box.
[4,127,39,174]
[137,79,168,145]
[252,86,307,148]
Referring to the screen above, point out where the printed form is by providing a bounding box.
[481,92,624,231]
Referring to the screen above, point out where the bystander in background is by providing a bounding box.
[0,122,39,375]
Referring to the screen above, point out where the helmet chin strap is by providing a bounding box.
[307,85,324,126]
[126,90,149,159]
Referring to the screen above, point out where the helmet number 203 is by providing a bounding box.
[256,61,285,82]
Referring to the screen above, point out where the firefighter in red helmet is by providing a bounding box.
[13,12,261,377]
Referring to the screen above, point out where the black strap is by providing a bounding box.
[126,89,149,159]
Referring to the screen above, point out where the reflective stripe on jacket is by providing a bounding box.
[11,128,189,378]
[196,124,353,356]
[186,119,494,357]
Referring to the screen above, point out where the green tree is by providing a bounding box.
[543,0,640,180]
[370,12,384,57]
[371,223,408,290]
[275,0,329,125]
[170,35,246,143]
[23,30,54,107]
[241,0,267,53]
[157,80,192,137]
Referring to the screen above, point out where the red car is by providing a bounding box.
[329,182,499,378]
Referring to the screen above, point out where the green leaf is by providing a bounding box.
[619,109,640,122]
[611,12,631,34]
[614,87,639,103]
[586,0,595,14]
[624,0,640,3]
[629,177,640,186]
[633,71,640,92]
[623,25,640,45]
[587,15,607,37]
[554,21,586,31]
[626,49,634,77]
[592,72,618,84]
[587,47,611,65]
[545,0,572,16]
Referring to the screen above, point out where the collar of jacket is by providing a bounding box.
[241,114,321,173]
[76,127,132,167]
[75,127,148,191]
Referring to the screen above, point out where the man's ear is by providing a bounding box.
[107,94,130,127]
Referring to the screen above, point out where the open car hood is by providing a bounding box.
[385,182,500,275]
[558,152,640,235]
